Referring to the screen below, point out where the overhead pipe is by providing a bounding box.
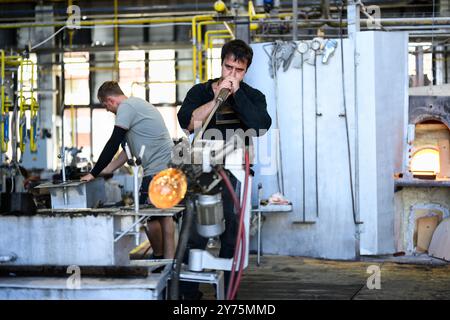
[223,21,235,38]
[197,21,235,82]
[0,49,7,153]
[196,20,226,82]
[130,80,194,96]
[0,51,21,154]
[191,15,216,83]
[205,34,233,80]
[1,16,448,30]
[0,16,201,29]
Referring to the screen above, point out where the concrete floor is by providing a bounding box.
[201,254,450,300]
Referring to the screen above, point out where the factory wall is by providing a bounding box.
[357,31,408,255]
[245,31,408,260]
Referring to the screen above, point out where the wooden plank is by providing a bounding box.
[429,218,450,261]
[438,139,450,179]
[416,216,439,253]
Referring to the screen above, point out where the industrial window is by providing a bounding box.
[157,105,185,139]
[119,50,146,99]
[63,107,92,164]
[408,43,433,86]
[206,46,223,80]
[149,49,176,104]
[410,148,440,176]
[64,52,90,106]
[92,109,116,160]
[63,108,116,162]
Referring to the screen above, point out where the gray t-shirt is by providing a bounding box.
[115,97,173,176]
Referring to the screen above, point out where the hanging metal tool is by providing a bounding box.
[18,98,26,154]
[18,58,26,154]
[29,97,38,153]
[17,58,39,155]
[312,40,322,219]
[293,41,315,225]
[263,42,286,195]
[0,49,7,154]
[0,50,20,154]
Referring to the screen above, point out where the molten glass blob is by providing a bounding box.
[149,168,187,209]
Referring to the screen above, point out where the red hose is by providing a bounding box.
[219,169,241,300]
[218,169,241,215]
[218,168,241,300]
[217,151,251,300]
[229,151,250,300]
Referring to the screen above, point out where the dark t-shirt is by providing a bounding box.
[177,78,272,142]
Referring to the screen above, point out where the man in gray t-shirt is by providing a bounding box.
[115,97,173,177]
[81,81,175,259]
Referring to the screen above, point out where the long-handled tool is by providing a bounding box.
[192,88,230,145]
[312,40,322,219]
[293,41,316,225]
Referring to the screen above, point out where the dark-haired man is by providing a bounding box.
[81,81,175,259]
[178,39,272,137]
[177,39,272,299]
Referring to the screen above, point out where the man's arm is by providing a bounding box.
[81,126,127,181]
[100,149,128,175]
[233,86,272,134]
[186,100,215,132]
[178,80,232,133]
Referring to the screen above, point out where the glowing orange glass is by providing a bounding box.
[149,168,187,209]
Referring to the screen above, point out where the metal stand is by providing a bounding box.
[252,184,293,266]
[167,268,225,300]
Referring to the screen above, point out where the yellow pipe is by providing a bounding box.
[248,0,269,21]
[197,21,224,82]
[1,50,5,114]
[191,15,215,83]
[202,24,235,82]
[206,35,232,80]
[204,30,231,49]
[29,97,38,152]
[130,80,194,96]
[0,49,6,152]
[17,59,39,153]
[18,58,26,153]
[204,30,232,81]
[28,58,37,151]
[223,21,235,38]
[0,8,291,30]
[129,240,150,255]
[0,16,201,29]
[88,66,118,71]
[0,51,21,152]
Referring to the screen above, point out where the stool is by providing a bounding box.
[180,270,225,300]
[167,268,225,300]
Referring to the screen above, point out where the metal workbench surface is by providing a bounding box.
[0,206,185,217]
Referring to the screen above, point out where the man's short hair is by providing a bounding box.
[97,81,124,102]
[221,39,253,70]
